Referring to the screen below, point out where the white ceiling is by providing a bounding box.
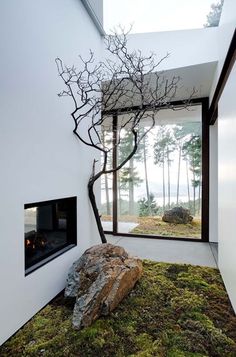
[103,61,218,113]
[159,61,218,100]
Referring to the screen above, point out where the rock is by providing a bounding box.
[65,243,142,329]
[162,206,193,224]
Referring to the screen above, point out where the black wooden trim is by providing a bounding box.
[209,28,236,125]
[102,98,205,117]
[112,115,118,233]
[210,106,218,125]
[25,196,77,209]
[201,98,210,242]
[108,98,209,242]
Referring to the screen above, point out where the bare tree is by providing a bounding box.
[56,29,191,244]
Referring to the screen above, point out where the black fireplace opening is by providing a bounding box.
[24,196,77,274]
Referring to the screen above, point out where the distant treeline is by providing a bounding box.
[101,197,201,218]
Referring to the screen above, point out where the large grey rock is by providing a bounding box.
[162,206,193,224]
[65,243,142,329]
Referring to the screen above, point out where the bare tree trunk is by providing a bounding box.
[193,172,196,216]
[129,158,134,215]
[56,29,193,245]
[104,174,111,216]
[198,178,201,216]
[162,153,166,213]
[176,145,182,205]
[167,149,171,208]
[102,131,111,216]
[186,160,191,210]
[88,178,107,244]
[143,140,151,215]
[118,175,121,215]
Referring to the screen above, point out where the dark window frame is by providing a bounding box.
[24,196,77,275]
[103,97,209,242]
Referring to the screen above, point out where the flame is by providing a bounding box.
[26,239,31,246]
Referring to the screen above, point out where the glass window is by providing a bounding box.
[24,197,77,273]
[100,127,114,232]
[102,104,205,240]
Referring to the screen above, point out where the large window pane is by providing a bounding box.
[117,106,202,239]
[100,129,113,232]
[101,172,113,231]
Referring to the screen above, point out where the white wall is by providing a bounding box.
[209,0,236,243]
[126,28,218,71]
[209,0,236,310]
[87,0,103,26]
[218,62,236,311]
[210,0,236,102]
[0,0,102,345]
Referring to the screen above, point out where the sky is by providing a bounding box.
[102,0,217,203]
[104,0,217,34]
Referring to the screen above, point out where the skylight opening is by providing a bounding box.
[104,0,224,34]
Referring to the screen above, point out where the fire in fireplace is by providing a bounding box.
[25,231,47,257]
[24,197,77,273]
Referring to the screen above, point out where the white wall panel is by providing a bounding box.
[208,0,236,245]
[126,28,218,71]
[209,0,236,102]
[209,0,236,310]
[218,62,236,311]
[0,0,102,345]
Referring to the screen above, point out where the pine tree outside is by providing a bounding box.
[101,106,202,238]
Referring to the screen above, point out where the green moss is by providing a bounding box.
[131,216,201,238]
[1,261,236,357]
[134,333,154,351]
[177,272,210,289]
[170,289,205,315]
[167,349,207,357]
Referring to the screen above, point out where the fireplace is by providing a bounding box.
[24,197,77,274]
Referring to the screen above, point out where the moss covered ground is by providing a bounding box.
[131,217,201,238]
[102,215,201,238]
[1,261,236,356]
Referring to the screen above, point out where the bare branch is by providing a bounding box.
[56,28,195,243]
